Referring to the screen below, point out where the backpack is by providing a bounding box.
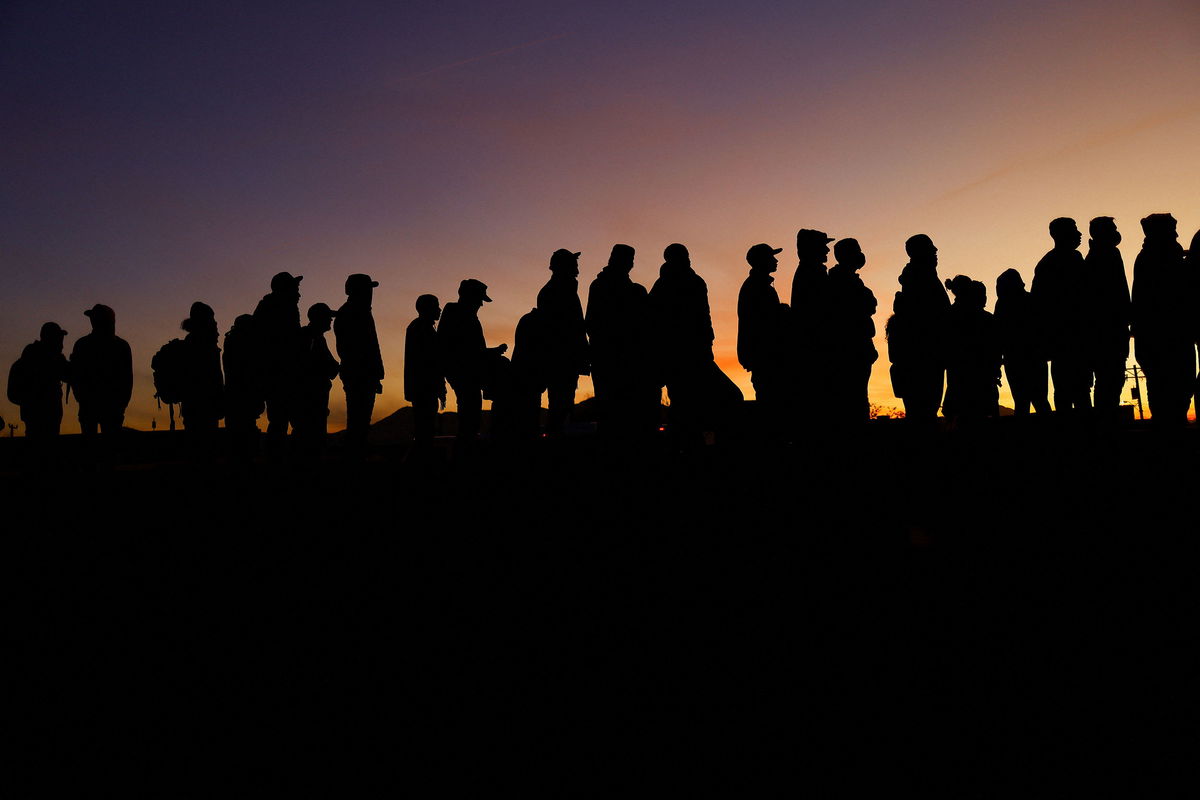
[7,352,31,406]
[151,338,188,405]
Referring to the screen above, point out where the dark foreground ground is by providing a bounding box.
[6,419,1199,790]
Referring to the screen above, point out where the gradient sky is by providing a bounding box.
[3,0,1198,431]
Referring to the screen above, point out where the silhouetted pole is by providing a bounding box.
[1126,364,1146,420]
[8,423,16,438]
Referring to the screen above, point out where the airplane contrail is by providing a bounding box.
[402,32,572,81]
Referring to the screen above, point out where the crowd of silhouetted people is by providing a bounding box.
[5,214,1199,465]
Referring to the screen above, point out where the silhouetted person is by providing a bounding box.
[887,234,949,422]
[1032,218,1089,412]
[295,303,339,454]
[585,244,657,439]
[509,306,548,440]
[404,294,446,453]
[1082,217,1131,414]
[649,243,743,446]
[825,239,877,424]
[439,279,507,447]
[178,302,224,437]
[995,269,1051,416]
[8,322,70,439]
[791,229,833,419]
[253,271,303,450]
[943,276,1000,423]
[535,249,590,435]
[69,304,132,438]
[1132,213,1194,425]
[1189,228,1200,417]
[336,274,384,453]
[737,243,790,433]
[223,314,264,458]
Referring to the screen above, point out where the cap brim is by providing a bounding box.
[771,247,783,254]
[482,295,493,302]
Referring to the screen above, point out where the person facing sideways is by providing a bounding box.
[995,269,1051,417]
[1132,213,1194,426]
[791,228,833,419]
[438,279,507,447]
[1189,228,1200,414]
[585,244,657,439]
[824,238,877,425]
[737,243,790,432]
[335,273,384,453]
[7,322,70,439]
[942,276,1000,424]
[295,302,340,453]
[223,314,265,458]
[404,294,446,453]
[69,304,133,437]
[1081,216,1131,415]
[253,271,303,449]
[887,234,950,423]
[178,301,224,435]
[1031,217,1089,413]
[535,248,590,435]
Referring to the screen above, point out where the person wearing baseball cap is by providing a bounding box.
[70,304,133,440]
[335,274,384,454]
[438,278,507,449]
[738,243,790,438]
[178,301,224,442]
[791,229,835,421]
[254,272,304,450]
[9,322,71,440]
[536,248,589,434]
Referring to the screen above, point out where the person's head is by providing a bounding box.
[945,275,984,308]
[270,271,303,301]
[307,302,335,332]
[746,243,782,273]
[1088,216,1121,248]
[228,313,255,336]
[1189,228,1200,262]
[833,238,865,271]
[1140,213,1178,243]
[549,249,581,277]
[663,242,690,267]
[796,229,833,264]
[458,278,492,310]
[39,322,68,352]
[970,279,987,309]
[84,304,116,335]
[607,244,635,274]
[181,301,217,336]
[996,268,1026,298]
[345,273,379,301]
[905,234,937,265]
[1049,217,1082,249]
[415,293,441,321]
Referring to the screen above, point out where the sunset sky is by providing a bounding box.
[3,0,1198,431]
